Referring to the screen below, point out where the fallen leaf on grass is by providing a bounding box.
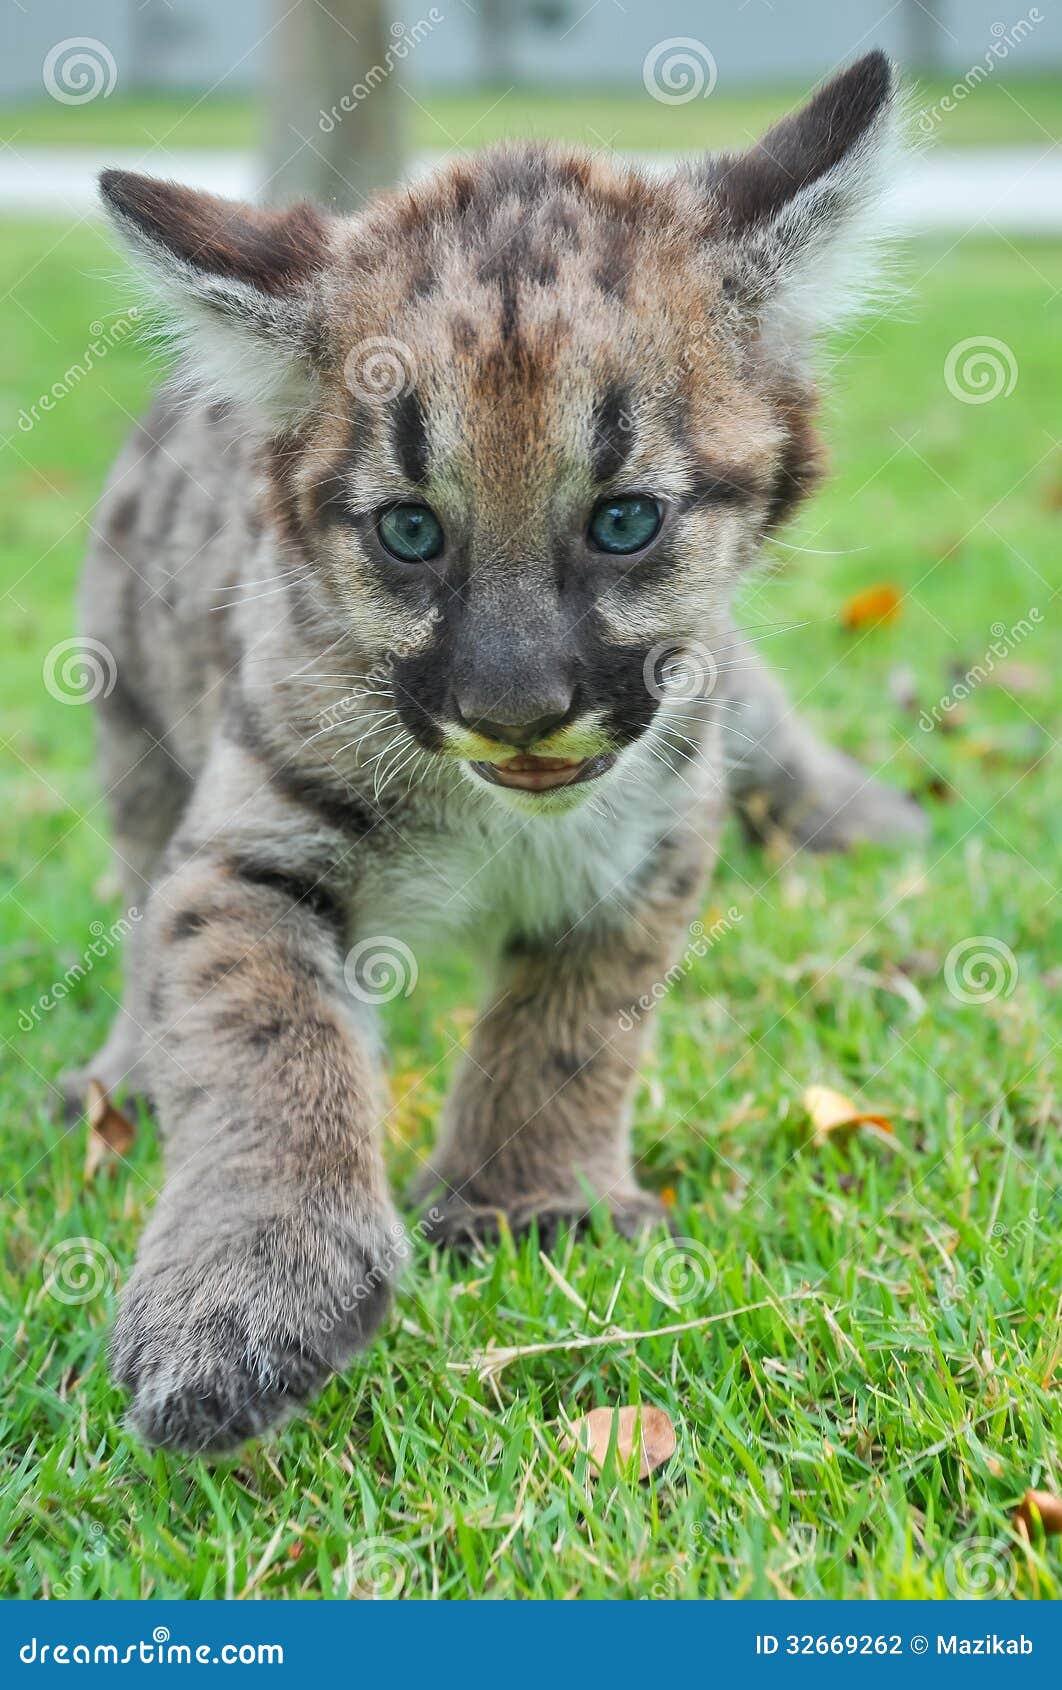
[804,1084,894,1145]
[1041,474,1062,513]
[840,584,901,631]
[83,1079,136,1181]
[1013,1489,1062,1538]
[921,774,956,804]
[562,1404,676,1480]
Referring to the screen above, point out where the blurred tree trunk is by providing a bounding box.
[262,0,406,211]
[902,0,943,73]
[477,0,515,83]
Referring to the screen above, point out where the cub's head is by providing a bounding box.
[100,51,901,810]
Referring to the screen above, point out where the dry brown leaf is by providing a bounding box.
[83,1078,136,1182]
[1041,475,1062,513]
[840,584,902,631]
[562,1404,676,1480]
[1013,1488,1062,1538]
[804,1084,894,1145]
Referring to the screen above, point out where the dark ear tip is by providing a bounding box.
[98,168,142,216]
[844,47,895,107]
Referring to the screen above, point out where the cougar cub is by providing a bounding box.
[73,51,922,1449]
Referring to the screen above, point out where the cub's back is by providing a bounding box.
[78,391,265,779]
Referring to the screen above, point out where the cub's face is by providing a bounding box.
[100,52,897,807]
[299,160,797,803]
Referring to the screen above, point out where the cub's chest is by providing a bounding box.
[355,791,669,952]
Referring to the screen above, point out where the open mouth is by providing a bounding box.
[471,751,616,793]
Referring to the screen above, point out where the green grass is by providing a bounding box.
[1,216,1060,1599]
[2,74,1060,154]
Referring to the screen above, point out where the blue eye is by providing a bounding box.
[378,503,444,562]
[588,496,663,555]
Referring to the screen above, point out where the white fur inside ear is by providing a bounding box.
[107,212,319,423]
[739,92,915,362]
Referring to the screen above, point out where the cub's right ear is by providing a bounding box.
[99,171,334,418]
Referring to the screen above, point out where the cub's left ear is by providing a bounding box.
[694,51,904,351]
[99,171,334,418]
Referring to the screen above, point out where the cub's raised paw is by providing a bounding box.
[111,1215,398,1452]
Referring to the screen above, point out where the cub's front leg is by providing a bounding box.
[410,828,712,1245]
[112,777,399,1452]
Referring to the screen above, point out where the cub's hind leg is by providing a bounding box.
[60,687,191,1122]
[720,626,926,850]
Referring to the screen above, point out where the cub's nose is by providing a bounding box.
[457,697,574,750]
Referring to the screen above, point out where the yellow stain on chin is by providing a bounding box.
[441,726,611,763]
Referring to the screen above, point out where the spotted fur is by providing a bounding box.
[72,53,923,1451]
